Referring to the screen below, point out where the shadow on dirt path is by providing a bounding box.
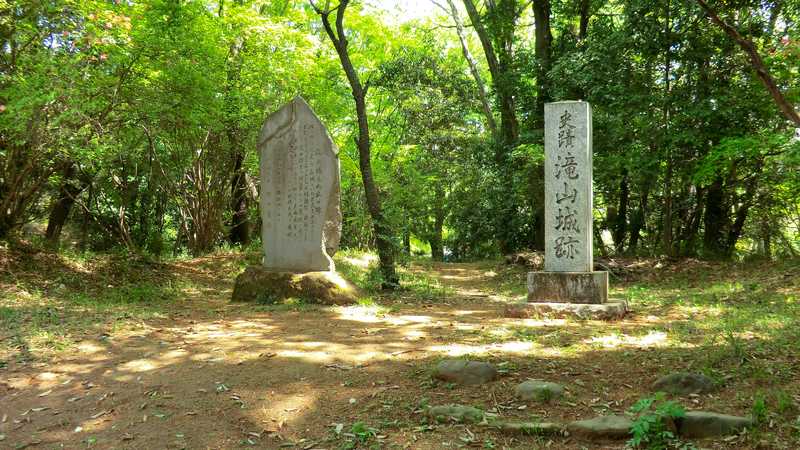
[2,253,796,449]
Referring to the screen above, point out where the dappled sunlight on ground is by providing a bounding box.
[1,251,798,449]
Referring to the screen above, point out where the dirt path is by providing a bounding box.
[0,259,780,449]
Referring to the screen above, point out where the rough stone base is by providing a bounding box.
[505,298,627,320]
[527,271,608,304]
[231,265,359,305]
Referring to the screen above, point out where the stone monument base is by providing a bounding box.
[505,298,627,321]
[527,271,609,304]
[231,266,359,305]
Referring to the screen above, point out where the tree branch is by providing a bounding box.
[696,0,800,126]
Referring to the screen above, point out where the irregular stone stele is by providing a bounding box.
[427,405,484,424]
[567,415,633,440]
[231,266,357,305]
[652,372,716,395]
[433,359,498,385]
[677,411,753,438]
[515,380,565,402]
[258,96,342,272]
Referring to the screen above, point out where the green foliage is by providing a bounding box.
[626,393,691,450]
[1,0,798,261]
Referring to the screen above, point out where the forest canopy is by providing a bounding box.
[1,0,798,270]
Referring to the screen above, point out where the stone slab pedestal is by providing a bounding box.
[527,271,609,304]
[506,298,627,321]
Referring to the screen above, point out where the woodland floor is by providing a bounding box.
[1,243,799,449]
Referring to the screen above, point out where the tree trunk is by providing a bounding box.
[229,149,250,245]
[628,176,651,254]
[578,0,590,41]
[225,38,250,246]
[661,0,674,256]
[443,0,497,135]
[724,160,764,257]
[45,162,86,245]
[532,0,553,126]
[702,176,726,256]
[312,0,398,288]
[431,184,445,261]
[613,169,629,253]
[462,0,519,149]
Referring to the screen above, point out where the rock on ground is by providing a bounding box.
[652,372,715,395]
[515,380,564,402]
[677,411,753,438]
[567,415,633,440]
[433,360,498,385]
[427,405,484,424]
[231,266,358,305]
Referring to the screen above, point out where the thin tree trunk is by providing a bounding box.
[312,0,398,288]
[628,176,651,254]
[578,0,590,41]
[431,184,445,261]
[462,0,519,148]
[532,0,553,125]
[724,160,764,257]
[45,162,87,245]
[225,38,250,246]
[613,169,629,253]
[229,149,250,245]
[703,176,726,256]
[440,0,497,135]
[661,0,674,256]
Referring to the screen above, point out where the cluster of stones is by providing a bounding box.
[429,359,754,443]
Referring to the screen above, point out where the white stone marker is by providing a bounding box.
[528,101,607,304]
[544,101,593,272]
[257,96,342,272]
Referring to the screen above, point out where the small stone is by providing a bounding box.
[653,372,715,395]
[428,405,484,424]
[677,411,753,438]
[567,415,632,440]
[515,380,564,402]
[433,360,498,385]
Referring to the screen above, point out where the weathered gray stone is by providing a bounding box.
[652,372,715,395]
[544,101,593,273]
[487,421,563,435]
[515,380,564,402]
[527,271,608,304]
[428,405,484,424]
[567,415,632,440]
[529,101,608,305]
[677,411,753,438]
[258,96,341,272]
[231,266,358,305]
[507,298,627,320]
[433,359,498,385]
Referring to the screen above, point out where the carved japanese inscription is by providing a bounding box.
[258,96,342,272]
[544,101,593,272]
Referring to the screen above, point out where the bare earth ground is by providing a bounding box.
[1,246,799,449]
